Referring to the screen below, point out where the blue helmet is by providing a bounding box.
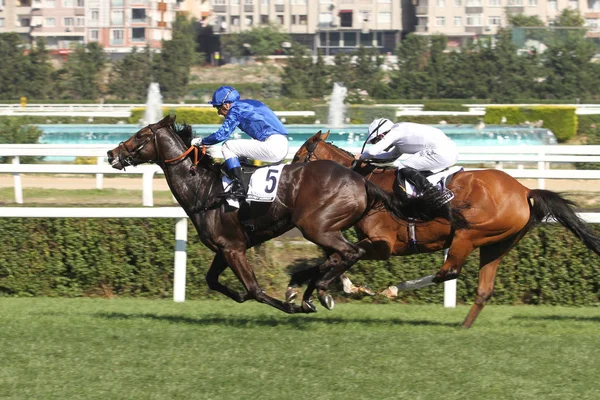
[209,86,240,107]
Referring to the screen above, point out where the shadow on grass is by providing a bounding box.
[93,312,459,329]
[510,315,600,323]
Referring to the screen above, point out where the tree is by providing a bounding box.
[24,39,54,99]
[507,14,545,27]
[108,46,153,100]
[221,24,290,61]
[390,34,431,99]
[0,33,29,99]
[309,50,330,98]
[154,15,197,100]
[280,44,313,98]
[423,35,448,98]
[60,42,107,100]
[353,46,385,97]
[555,8,585,27]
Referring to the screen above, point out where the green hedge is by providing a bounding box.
[484,105,578,142]
[0,218,598,306]
[314,105,397,125]
[129,107,223,124]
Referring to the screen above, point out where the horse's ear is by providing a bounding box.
[160,114,175,126]
[322,130,331,141]
[309,130,322,143]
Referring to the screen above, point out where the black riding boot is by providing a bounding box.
[227,166,246,201]
[401,167,450,208]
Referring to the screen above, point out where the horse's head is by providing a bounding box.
[292,130,354,167]
[292,130,330,163]
[107,114,196,170]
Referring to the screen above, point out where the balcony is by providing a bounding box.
[506,6,524,13]
[415,25,427,32]
[214,5,226,12]
[244,5,254,12]
[275,4,284,12]
[466,26,483,34]
[75,8,85,16]
[465,7,483,13]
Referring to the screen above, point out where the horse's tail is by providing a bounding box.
[364,180,407,220]
[529,189,600,256]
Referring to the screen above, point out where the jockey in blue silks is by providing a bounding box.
[197,85,289,201]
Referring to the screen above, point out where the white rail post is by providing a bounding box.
[538,150,545,189]
[96,156,104,190]
[12,156,23,204]
[142,170,155,206]
[443,249,456,308]
[173,218,188,302]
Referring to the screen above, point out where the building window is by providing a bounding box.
[90,30,98,40]
[231,16,239,26]
[231,0,239,4]
[299,15,307,25]
[548,0,557,9]
[436,0,446,6]
[489,0,501,5]
[454,16,462,25]
[343,32,356,47]
[261,15,269,24]
[291,15,297,24]
[436,16,445,26]
[112,29,124,45]
[489,16,501,25]
[276,15,284,24]
[329,32,340,46]
[454,0,462,5]
[377,12,391,23]
[45,17,56,27]
[64,17,74,26]
[360,32,372,46]
[466,14,482,25]
[0,18,4,28]
[377,0,391,3]
[111,0,123,6]
[466,0,482,5]
[213,0,226,3]
[91,10,99,21]
[45,0,56,7]
[77,0,84,6]
[245,16,253,26]
[291,0,306,4]
[569,0,578,8]
[261,0,269,4]
[528,0,537,4]
[111,10,124,25]
[19,18,31,27]
[63,0,74,6]
[340,11,352,27]
[508,0,522,4]
[132,27,145,42]
[132,9,146,23]
[76,17,85,26]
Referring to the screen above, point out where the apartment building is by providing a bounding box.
[0,0,177,58]
[208,0,403,54]
[411,0,600,47]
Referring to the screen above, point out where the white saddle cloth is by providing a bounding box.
[222,164,286,209]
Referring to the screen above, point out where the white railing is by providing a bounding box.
[1,103,599,117]
[3,144,600,204]
[1,206,598,305]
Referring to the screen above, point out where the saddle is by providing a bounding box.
[221,157,285,194]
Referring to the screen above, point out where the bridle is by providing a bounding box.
[301,138,321,163]
[116,124,204,169]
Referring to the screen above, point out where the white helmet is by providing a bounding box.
[367,118,394,144]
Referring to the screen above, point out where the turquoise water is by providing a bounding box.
[37,124,558,148]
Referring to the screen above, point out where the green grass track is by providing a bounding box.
[1,299,598,399]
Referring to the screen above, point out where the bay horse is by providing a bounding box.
[106,115,427,314]
[290,130,600,327]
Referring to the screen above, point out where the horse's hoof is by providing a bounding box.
[302,300,317,313]
[285,287,299,303]
[318,294,334,310]
[360,285,376,296]
[380,286,398,298]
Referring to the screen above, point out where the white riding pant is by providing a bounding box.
[394,141,458,173]
[222,134,289,163]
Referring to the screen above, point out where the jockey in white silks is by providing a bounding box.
[196,85,289,201]
[356,119,458,206]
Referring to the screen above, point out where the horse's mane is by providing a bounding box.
[323,140,355,159]
[163,119,219,171]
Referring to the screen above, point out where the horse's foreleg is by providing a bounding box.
[205,252,251,303]
[220,248,303,314]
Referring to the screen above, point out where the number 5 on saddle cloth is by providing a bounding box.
[221,162,286,209]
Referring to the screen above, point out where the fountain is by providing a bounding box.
[143,82,163,125]
[328,82,347,128]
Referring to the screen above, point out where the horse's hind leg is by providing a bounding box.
[206,252,251,303]
[462,233,526,328]
[219,247,303,314]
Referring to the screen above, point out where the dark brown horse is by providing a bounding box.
[106,115,428,314]
[290,130,600,327]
